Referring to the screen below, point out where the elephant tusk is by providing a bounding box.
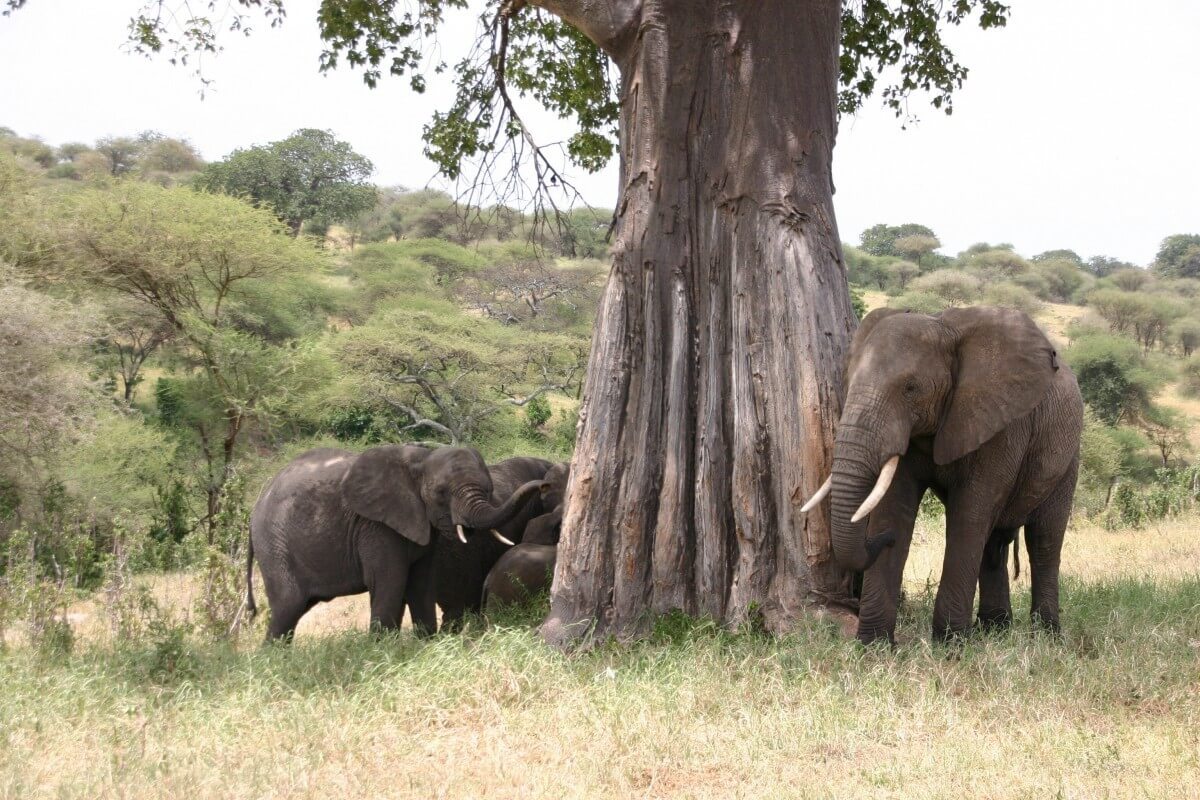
[490,529,516,546]
[851,455,901,523]
[800,476,832,513]
[456,524,468,544]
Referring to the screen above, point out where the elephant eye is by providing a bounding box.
[903,379,919,395]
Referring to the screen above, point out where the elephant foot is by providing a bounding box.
[931,622,971,645]
[975,608,1013,632]
[1031,609,1062,636]
[855,623,897,647]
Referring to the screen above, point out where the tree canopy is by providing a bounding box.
[194,128,376,236]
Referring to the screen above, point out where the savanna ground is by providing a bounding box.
[2,513,1198,799]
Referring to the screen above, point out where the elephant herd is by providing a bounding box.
[250,306,1085,646]
[247,444,568,640]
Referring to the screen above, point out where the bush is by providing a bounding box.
[888,291,947,315]
[909,269,981,306]
[1032,258,1088,301]
[524,394,552,435]
[1170,318,1200,357]
[849,285,867,320]
[1064,334,1164,425]
[982,282,1042,315]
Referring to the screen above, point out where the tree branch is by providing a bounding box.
[524,0,642,56]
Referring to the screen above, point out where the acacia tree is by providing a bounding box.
[21,0,1014,642]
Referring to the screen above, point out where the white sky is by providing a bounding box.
[1,1,1197,265]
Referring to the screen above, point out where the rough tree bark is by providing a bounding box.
[537,0,857,645]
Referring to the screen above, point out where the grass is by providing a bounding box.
[3,517,1200,799]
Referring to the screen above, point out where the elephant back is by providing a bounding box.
[250,448,357,549]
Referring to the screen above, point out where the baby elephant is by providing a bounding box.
[482,544,557,609]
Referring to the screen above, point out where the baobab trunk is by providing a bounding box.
[541,0,857,645]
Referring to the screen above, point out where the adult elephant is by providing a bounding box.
[247,445,546,641]
[434,457,561,630]
[803,307,1083,644]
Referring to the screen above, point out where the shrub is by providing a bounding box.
[982,282,1042,315]
[1108,268,1151,292]
[1170,318,1200,357]
[908,269,981,306]
[888,291,947,315]
[524,394,552,435]
[1064,335,1164,425]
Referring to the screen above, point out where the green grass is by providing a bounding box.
[3,572,1200,798]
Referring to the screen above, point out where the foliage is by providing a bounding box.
[849,285,867,321]
[1064,334,1164,425]
[195,128,376,235]
[887,290,947,315]
[858,223,937,258]
[960,247,1030,280]
[0,263,98,517]
[1032,249,1083,265]
[1153,234,1200,279]
[908,269,981,306]
[892,234,940,268]
[982,282,1041,315]
[524,393,552,435]
[1182,354,1200,397]
[339,295,584,445]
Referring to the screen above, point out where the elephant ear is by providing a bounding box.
[934,306,1058,465]
[341,445,432,545]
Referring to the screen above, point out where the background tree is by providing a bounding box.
[1153,234,1200,279]
[1065,334,1164,425]
[93,135,141,176]
[859,222,938,258]
[1085,255,1135,278]
[94,297,174,402]
[892,234,940,269]
[1032,249,1083,265]
[195,128,376,236]
[62,181,328,537]
[0,262,96,526]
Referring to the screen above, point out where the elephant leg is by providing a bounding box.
[265,593,316,643]
[976,527,1017,631]
[360,532,409,633]
[933,502,994,643]
[856,471,924,645]
[405,553,438,637]
[1025,461,1078,635]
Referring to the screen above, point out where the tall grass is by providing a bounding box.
[2,517,1199,799]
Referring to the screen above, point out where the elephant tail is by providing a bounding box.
[1012,534,1021,581]
[245,531,258,621]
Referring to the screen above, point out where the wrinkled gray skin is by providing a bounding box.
[481,463,570,611]
[521,462,570,546]
[248,445,545,641]
[482,544,557,610]
[434,457,559,631]
[824,307,1083,644]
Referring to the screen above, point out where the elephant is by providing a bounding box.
[480,462,570,611]
[434,457,562,630]
[247,445,547,641]
[521,462,570,545]
[482,544,557,610]
[802,306,1083,645]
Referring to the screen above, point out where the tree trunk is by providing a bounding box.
[542,0,856,645]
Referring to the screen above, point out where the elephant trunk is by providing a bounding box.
[453,479,545,532]
[830,404,904,572]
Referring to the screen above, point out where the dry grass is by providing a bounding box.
[1036,301,1087,349]
[3,515,1200,799]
